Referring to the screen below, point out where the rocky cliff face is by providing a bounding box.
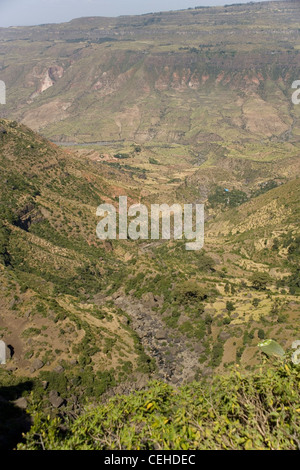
[28,65,64,100]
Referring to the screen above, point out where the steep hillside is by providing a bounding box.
[0,119,156,408]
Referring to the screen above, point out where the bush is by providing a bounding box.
[226,301,235,313]
[174,280,208,303]
[250,272,272,291]
[18,362,300,450]
[210,339,224,367]
[258,329,265,340]
[149,157,160,165]
[287,268,300,294]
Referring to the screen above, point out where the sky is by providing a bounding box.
[0,0,271,27]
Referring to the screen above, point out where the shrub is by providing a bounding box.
[19,362,300,450]
[174,280,208,303]
[250,272,272,291]
[258,329,265,340]
[226,300,235,313]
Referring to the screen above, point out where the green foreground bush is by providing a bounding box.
[18,362,300,450]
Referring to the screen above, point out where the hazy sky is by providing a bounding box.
[0,0,271,27]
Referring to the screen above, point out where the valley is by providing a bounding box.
[0,0,299,451]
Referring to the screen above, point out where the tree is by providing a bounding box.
[0,223,11,266]
[250,272,271,291]
[226,301,235,313]
[174,280,208,303]
[257,328,265,339]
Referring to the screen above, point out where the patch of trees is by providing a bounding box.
[286,268,300,295]
[208,186,248,208]
[251,180,278,198]
[0,223,11,266]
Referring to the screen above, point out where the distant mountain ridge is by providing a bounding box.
[0,1,299,143]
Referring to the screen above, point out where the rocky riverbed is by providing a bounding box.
[110,293,206,385]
